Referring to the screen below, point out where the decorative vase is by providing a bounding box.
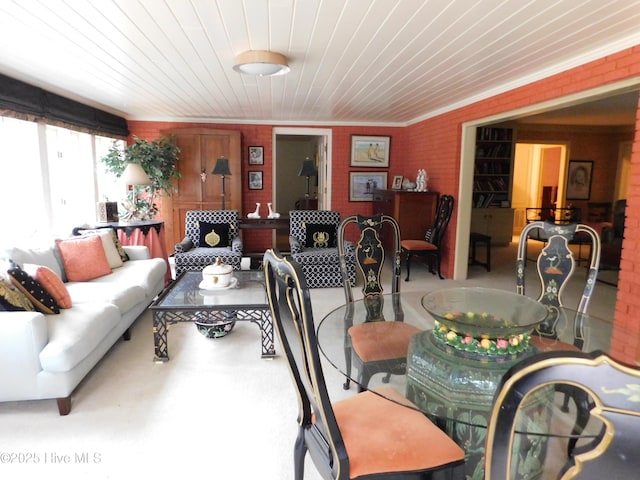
[248,203,261,218]
[267,203,280,219]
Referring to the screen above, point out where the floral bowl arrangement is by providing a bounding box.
[422,287,548,357]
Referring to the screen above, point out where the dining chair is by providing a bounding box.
[485,350,640,480]
[337,214,421,391]
[263,248,466,480]
[401,194,454,281]
[516,220,601,456]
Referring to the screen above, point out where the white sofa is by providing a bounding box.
[0,239,167,415]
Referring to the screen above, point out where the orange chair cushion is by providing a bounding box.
[348,322,421,362]
[530,335,581,353]
[332,386,465,478]
[401,239,437,251]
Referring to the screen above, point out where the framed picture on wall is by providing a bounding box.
[248,171,263,190]
[566,160,593,200]
[350,172,387,201]
[350,135,390,167]
[248,146,264,165]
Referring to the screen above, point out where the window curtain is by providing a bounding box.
[0,73,129,138]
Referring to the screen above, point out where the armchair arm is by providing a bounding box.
[174,237,194,254]
[123,245,150,260]
[290,235,302,254]
[231,236,243,254]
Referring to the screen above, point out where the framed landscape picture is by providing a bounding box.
[350,172,387,201]
[350,135,390,167]
[566,160,593,200]
[248,146,264,165]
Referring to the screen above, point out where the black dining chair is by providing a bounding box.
[485,350,640,480]
[401,194,454,280]
[516,220,601,457]
[337,214,421,391]
[263,249,466,480]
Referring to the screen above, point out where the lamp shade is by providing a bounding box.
[121,163,152,185]
[298,158,317,177]
[212,157,231,176]
[233,50,290,76]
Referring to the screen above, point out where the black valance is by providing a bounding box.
[0,73,129,137]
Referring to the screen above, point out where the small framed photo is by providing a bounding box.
[350,135,391,167]
[248,171,263,190]
[566,160,593,200]
[392,175,404,190]
[248,146,264,165]
[350,172,387,201]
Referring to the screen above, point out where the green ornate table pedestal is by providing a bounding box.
[407,331,552,480]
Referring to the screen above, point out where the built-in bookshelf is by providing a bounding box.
[473,127,514,208]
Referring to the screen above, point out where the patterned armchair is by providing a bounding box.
[289,210,356,288]
[173,210,242,276]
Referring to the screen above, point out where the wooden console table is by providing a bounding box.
[239,217,291,259]
[238,217,290,231]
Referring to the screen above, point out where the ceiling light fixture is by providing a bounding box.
[233,50,290,76]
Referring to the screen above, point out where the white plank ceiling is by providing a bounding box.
[0,0,639,125]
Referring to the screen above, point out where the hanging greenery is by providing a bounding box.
[101,135,181,221]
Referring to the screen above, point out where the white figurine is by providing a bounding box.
[415,169,429,192]
[267,203,280,219]
[248,203,261,219]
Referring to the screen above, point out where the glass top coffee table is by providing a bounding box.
[150,270,275,361]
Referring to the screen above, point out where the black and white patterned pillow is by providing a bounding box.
[7,265,60,314]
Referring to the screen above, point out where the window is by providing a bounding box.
[0,116,123,248]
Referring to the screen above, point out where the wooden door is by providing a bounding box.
[161,128,242,250]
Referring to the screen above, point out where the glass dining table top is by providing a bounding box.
[316,288,614,480]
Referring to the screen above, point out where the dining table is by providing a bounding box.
[317,288,613,480]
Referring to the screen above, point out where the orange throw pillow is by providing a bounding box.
[56,236,112,282]
[24,264,72,309]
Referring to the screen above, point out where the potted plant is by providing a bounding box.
[101,135,181,221]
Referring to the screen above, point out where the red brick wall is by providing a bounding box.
[404,45,640,363]
[612,94,640,364]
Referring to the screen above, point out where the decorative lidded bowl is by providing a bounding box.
[202,257,233,288]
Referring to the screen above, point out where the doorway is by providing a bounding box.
[272,127,332,249]
[512,143,568,236]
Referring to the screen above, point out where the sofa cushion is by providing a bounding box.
[56,236,112,282]
[304,223,337,248]
[65,282,145,314]
[7,265,60,314]
[111,231,129,262]
[2,246,64,279]
[81,229,124,268]
[24,265,72,309]
[0,277,35,311]
[198,221,230,247]
[88,258,167,298]
[39,302,121,373]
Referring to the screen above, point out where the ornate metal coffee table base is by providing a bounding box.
[153,308,275,362]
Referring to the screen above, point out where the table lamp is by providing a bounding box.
[212,157,232,209]
[121,163,152,186]
[298,157,317,198]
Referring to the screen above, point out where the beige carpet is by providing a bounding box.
[0,240,618,479]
